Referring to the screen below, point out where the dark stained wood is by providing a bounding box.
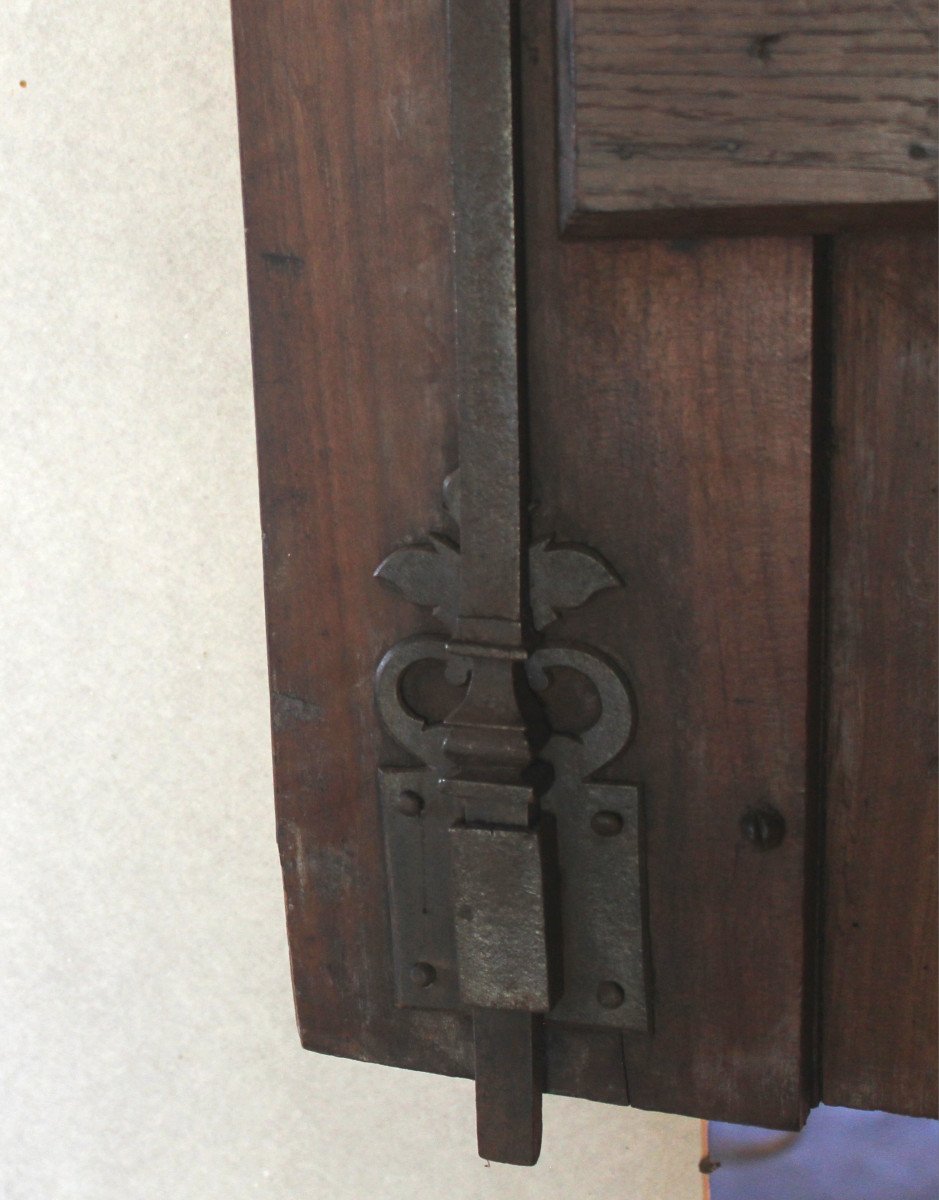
[523,0,817,1129]
[559,0,938,237]
[822,231,938,1117]
[230,0,472,1080]
[231,0,937,1136]
[231,0,684,1109]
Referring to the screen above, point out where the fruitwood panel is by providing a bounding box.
[822,231,938,1117]
[559,0,938,237]
[523,0,816,1129]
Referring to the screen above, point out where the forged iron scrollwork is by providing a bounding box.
[374,477,649,1160]
[375,472,621,636]
[372,0,645,1167]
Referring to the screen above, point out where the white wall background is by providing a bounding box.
[0,4,701,1197]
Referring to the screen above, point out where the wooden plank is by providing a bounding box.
[230,0,680,1109]
[230,0,474,1079]
[822,231,938,1117]
[559,0,938,237]
[523,0,817,1129]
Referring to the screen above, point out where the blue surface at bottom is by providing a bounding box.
[708,1105,939,1200]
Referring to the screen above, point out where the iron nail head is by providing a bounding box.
[397,791,424,818]
[409,962,437,989]
[591,810,624,837]
[740,806,785,851]
[597,981,625,1009]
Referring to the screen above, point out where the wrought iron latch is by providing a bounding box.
[373,0,648,1166]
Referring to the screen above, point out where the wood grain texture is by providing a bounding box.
[232,0,935,1129]
[822,231,938,1117]
[523,0,817,1129]
[231,0,668,1108]
[560,0,939,237]
[231,0,474,1079]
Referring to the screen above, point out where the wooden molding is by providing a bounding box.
[558,0,938,237]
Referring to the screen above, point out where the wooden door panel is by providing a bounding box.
[822,230,939,1117]
[230,0,937,1143]
[526,238,815,1129]
[559,0,938,237]
[232,0,473,1079]
[523,0,816,1129]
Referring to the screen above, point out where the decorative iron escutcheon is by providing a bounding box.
[375,480,649,1164]
[372,0,648,1169]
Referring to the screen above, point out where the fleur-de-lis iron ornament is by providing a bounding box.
[371,0,648,1168]
[376,470,622,634]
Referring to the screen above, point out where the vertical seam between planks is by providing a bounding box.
[806,233,836,1112]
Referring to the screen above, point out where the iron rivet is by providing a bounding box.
[409,962,436,989]
[397,791,424,817]
[591,810,623,837]
[740,806,786,851]
[597,981,625,1009]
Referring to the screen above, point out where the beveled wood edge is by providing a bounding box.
[559,198,938,241]
[554,0,937,240]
